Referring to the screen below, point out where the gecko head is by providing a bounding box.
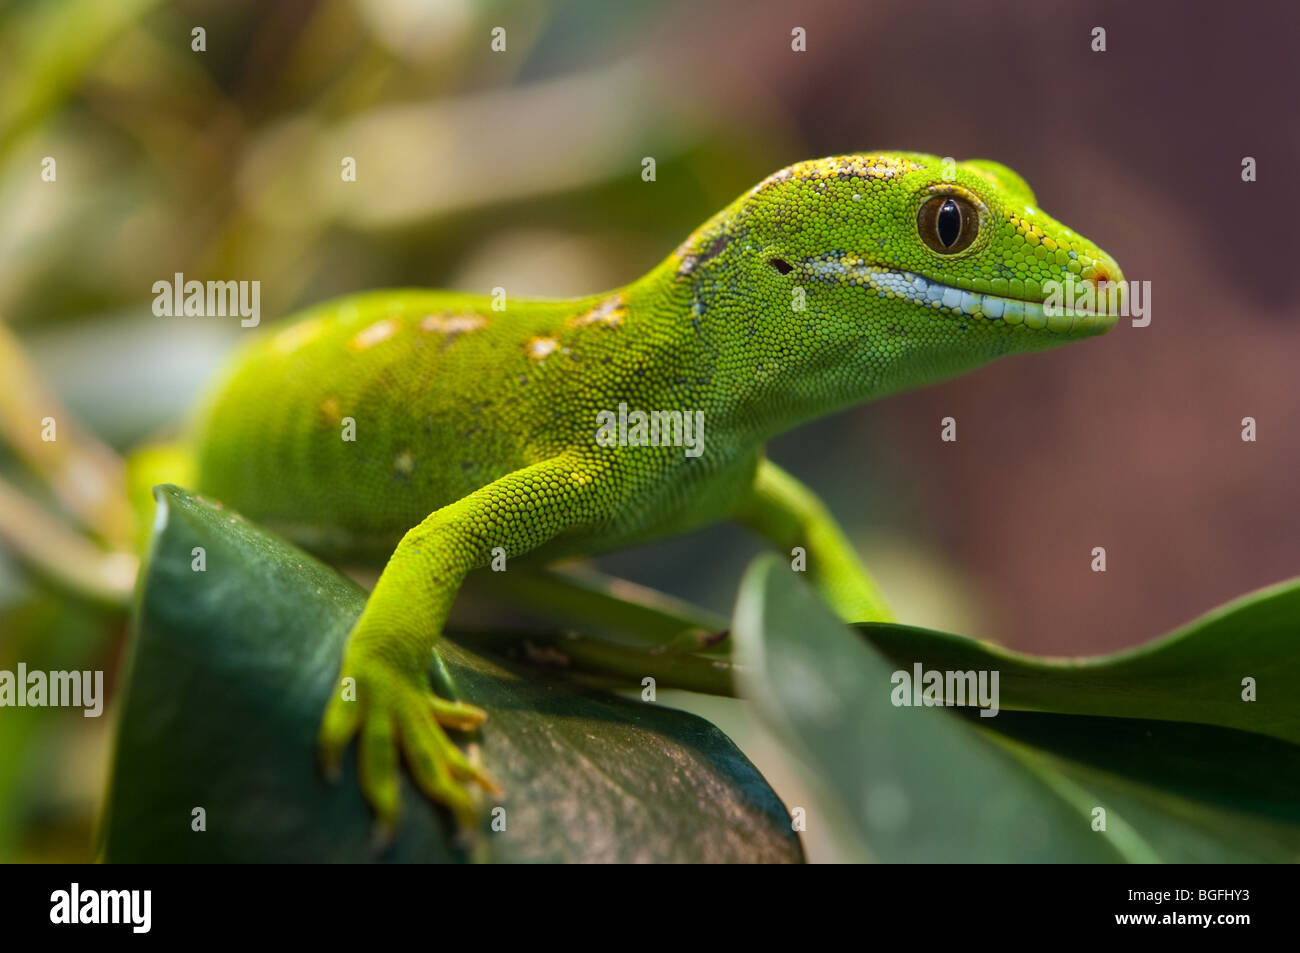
[678,153,1125,400]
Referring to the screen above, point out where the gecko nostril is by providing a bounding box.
[1089,260,1123,287]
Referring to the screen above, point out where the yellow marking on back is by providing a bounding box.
[568,293,626,329]
[272,317,327,354]
[349,318,400,351]
[527,335,559,361]
[420,312,487,335]
[318,396,342,424]
[419,312,488,351]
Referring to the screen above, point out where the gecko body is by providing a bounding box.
[180,153,1123,825]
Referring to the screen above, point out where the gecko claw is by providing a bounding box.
[317,647,497,832]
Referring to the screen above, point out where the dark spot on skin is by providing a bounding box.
[767,257,794,275]
[701,235,729,262]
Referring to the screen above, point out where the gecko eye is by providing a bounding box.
[767,257,793,275]
[918,195,979,254]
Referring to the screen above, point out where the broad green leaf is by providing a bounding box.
[857,577,1300,746]
[980,711,1300,862]
[732,556,1129,862]
[100,486,802,863]
[733,556,1300,862]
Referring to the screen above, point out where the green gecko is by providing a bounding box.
[142,152,1122,828]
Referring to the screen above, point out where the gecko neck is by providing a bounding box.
[619,257,893,451]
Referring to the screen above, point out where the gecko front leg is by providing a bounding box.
[317,453,600,830]
[733,458,894,624]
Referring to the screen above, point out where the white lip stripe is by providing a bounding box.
[804,258,1117,333]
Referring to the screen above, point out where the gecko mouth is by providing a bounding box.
[806,259,1121,334]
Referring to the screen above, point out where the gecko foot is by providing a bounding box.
[317,648,501,833]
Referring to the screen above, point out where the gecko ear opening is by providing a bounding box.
[767,257,793,275]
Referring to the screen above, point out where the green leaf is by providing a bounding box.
[100,486,802,863]
[858,577,1300,746]
[732,556,1300,862]
[976,711,1300,862]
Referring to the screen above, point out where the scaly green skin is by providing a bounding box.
[187,152,1123,827]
